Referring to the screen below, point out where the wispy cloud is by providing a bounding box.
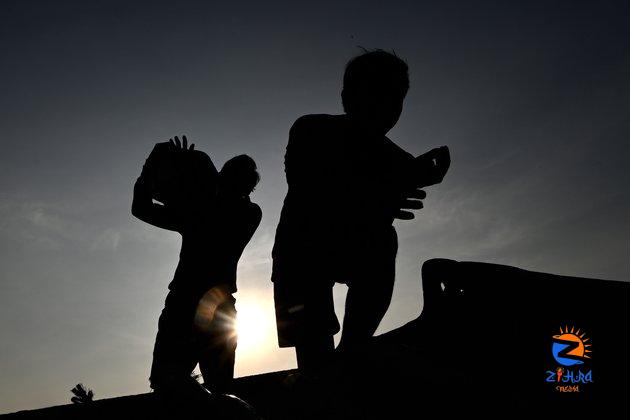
[0,195,125,253]
[90,228,122,251]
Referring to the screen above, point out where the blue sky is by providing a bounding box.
[1,0,629,413]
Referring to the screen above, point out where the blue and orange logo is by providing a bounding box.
[552,326,592,366]
[546,325,593,392]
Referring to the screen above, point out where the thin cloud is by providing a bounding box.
[0,196,127,253]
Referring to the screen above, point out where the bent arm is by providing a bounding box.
[244,204,263,242]
[231,204,262,255]
[410,146,451,188]
[131,168,182,232]
[285,116,342,221]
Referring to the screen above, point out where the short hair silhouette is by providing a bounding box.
[220,154,260,196]
[342,48,409,114]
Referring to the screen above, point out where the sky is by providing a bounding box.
[1,0,629,413]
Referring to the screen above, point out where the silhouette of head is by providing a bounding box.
[342,49,409,135]
[219,155,260,197]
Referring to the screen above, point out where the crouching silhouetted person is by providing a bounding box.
[132,137,262,394]
[271,50,450,372]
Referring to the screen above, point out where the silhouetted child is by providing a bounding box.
[271,50,450,372]
[132,137,262,394]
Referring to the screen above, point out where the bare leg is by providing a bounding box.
[337,272,395,351]
[150,291,199,391]
[277,278,339,372]
[198,295,237,393]
[295,334,335,372]
[338,228,397,352]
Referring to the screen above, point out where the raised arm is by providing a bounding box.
[131,136,196,232]
[131,167,183,232]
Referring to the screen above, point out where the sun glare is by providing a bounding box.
[235,299,273,354]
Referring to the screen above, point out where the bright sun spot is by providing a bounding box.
[235,299,272,354]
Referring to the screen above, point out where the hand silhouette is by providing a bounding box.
[169,135,195,152]
[395,188,426,220]
[413,146,450,188]
[140,135,196,207]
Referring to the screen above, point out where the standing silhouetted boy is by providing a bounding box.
[271,50,450,371]
[132,137,262,394]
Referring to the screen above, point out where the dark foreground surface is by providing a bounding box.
[4,258,629,418]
